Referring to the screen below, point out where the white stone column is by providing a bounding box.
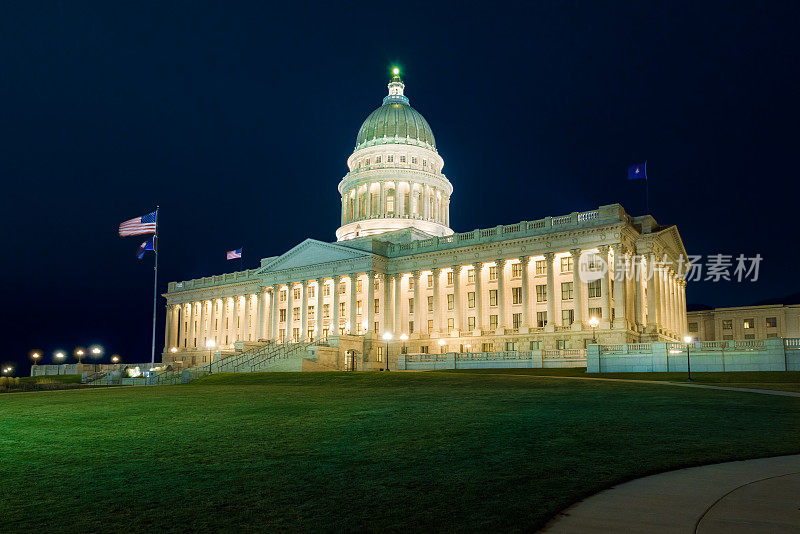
[170,305,180,349]
[270,290,279,341]
[452,265,462,332]
[243,294,252,341]
[300,281,308,341]
[349,273,358,334]
[646,258,658,330]
[520,256,529,329]
[188,301,197,348]
[316,278,324,340]
[208,300,218,344]
[599,246,610,326]
[219,298,228,345]
[473,262,483,331]
[394,274,402,334]
[286,284,293,340]
[412,270,421,334]
[613,251,627,329]
[164,305,172,350]
[366,272,376,336]
[545,252,556,328]
[496,259,506,329]
[332,276,341,334]
[255,292,263,340]
[679,280,687,336]
[432,267,441,334]
[382,274,392,335]
[570,249,583,330]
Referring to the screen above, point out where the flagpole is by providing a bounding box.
[151,206,159,366]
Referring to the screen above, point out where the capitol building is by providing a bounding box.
[162,70,689,370]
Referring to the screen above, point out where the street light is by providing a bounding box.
[206,339,216,373]
[74,348,85,364]
[400,333,408,354]
[684,336,693,382]
[111,355,120,364]
[589,316,599,343]
[170,347,178,353]
[31,351,42,366]
[382,332,392,371]
[89,345,104,358]
[54,351,66,363]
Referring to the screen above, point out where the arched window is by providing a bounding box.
[386,187,395,215]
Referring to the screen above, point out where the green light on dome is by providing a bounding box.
[393,67,400,75]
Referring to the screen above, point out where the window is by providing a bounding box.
[512,313,522,328]
[293,307,300,319]
[766,317,778,328]
[489,266,497,281]
[688,321,698,331]
[339,302,346,316]
[722,319,733,330]
[447,271,454,285]
[374,298,380,314]
[377,346,383,361]
[387,155,394,163]
[374,278,380,291]
[447,318,454,333]
[423,159,427,168]
[427,274,434,287]
[490,314,498,329]
[356,279,362,293]
[447,293,455,310]
[400,155,406,163]
[557,339,570,350]
[489,289,498,306]
[280,289,287,302]
[467,268,475,283]
[279,309,286,322]
[537,311,547,327]
[587,279,601,298]
[562,309,574,325]
[535,260,546,275]
[376,155,382,164]
[309,286,315,298]
[323,304,330,318]
[468,316,476,330]
[375,321,380,333]
[420,345,428,353]
[427,295,434,312]
[365,158,370,166]
[308,306,315,320]
[339,282,346,294]
[536,284,547,302]
[482,342,494,352]
[292,327,300,342]
[408,298,414,314]
[408,321,414,334]
[467,292,475,308]
[529,340,541,350]
[512,263,522,278]
[512,287,522,304]
[561,282,574,300]
[293,287,300,300]
[589,307,602,319]
[743,318,754,329]
[408,277,415,290]
[561,256,573,273]
[427,319,434,333]
[323,283,330,296]
[279,328,285,342]
[412,156,418,164]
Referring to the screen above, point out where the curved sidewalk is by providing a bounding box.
[542,454,800,533]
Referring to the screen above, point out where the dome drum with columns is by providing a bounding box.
[336,70,453,241]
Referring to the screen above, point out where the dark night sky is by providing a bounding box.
[3,1,799,371]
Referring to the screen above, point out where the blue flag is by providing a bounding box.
[137,238,155,259]
[628,162,647,180]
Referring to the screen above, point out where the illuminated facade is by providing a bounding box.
[163,72,688,370]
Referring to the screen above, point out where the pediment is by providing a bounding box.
[653,225,688,259]
[257,239,373,273]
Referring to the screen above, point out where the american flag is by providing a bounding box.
[227,248,242,260]
[119,211,157,236]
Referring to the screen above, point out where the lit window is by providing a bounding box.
[387,155,394,163]
[400,155,406,163]
[512,313,522,329]
[561,282,574,300]
[374,299,380,313]
[489,290,498,306]
[536,311,547,328]
[427,296,434,312]
[489,266,497,281]
[512,287,522,304]
[428,274,433,288]
[467,268,475,283]
[468,316,476,330]
[535,260,546,275]
[589,307,602,319]
[562,309,574,325]
[467,292,475,308]
[766,317,777,328]
[561,256,573,273]
[743,318,754,329]
[447,294,455,310]
[536,284,547,302]
[512,263,522,278]
[489,315,498,329]
[447,271,454,285]
[408,298,414,314]
[588,280,601,298]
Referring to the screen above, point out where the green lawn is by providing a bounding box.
[2,371,799,532]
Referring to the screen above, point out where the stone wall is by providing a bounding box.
[397,350,586,371]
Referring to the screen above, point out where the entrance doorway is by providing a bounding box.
[344,350,358,371]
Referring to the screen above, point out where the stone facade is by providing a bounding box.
[687,304,800,341]
[162,72,689,370]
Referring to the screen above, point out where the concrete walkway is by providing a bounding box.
[542,454,800,533]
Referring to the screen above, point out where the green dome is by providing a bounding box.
[355,101,436,151]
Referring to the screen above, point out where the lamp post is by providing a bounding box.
[684,336,693,382]
[111,355,120,364]
[400,333,408,355]
[206,339,216,373]
[589,316,599,344]
[31,352,42,366]
[90,345,104,359]
[54,351,66,364]
[74,348,85,364]
[382,332,392,371]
